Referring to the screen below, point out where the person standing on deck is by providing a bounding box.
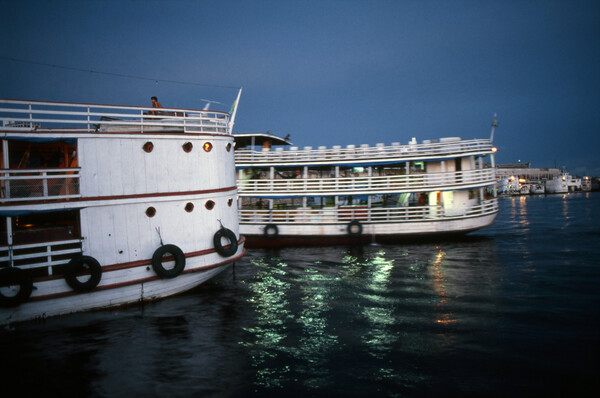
[150,96,163,115]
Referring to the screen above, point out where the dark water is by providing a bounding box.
[2,194,599,397]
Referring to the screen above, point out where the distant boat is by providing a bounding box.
[1,98,244,324]
[234,132,498,247]
[546,172,581,193]
[529,183,545,194]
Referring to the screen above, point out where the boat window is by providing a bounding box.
[10,210,80,245]
[182,142,193,153]
[6,140,77,169]
[272,197,303,209]
[143,142,154,153]
[274,167,302,179]
[145,207,156,217]
[203,142,213,152]
[240,197,267,209]
[205,200,215,210]
[411,161,426,173]
[306,166,335,178]
[184,202,194,212]
[307,196,335,208]
[0,216,7,245]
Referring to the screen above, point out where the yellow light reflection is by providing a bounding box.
[429,248,456,325]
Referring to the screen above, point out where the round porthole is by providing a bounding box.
[226,143,232,152]
[227,198,233,207]
[182,142,193,153]
[185,202,194,212]
[205,200,215,210]
[203,142,213,152]
[143,142,154,153]
[146,207,156,217]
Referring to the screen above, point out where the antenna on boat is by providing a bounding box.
[490,113,498,142]
[229,87,243,132]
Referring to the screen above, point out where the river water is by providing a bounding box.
[2,193,599,397]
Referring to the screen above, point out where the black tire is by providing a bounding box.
[152,244,186,278]
[264,224,279,239]
[213,228,238,257]
[65,256,103,292]
[0,267,33,307]
[347,220,363,236]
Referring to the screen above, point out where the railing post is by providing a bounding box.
[42,171,48,197]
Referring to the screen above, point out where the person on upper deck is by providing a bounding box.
[150,96,163,115]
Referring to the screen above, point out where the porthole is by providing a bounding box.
[143,142,154,153]
[145,207,156,217]
[226,143,232,152]
[203,142,213,152]
[185,202,194,212]
[182,142,193,152]
[205,200,215,210]
[227,198,233,207]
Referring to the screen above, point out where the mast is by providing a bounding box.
[490,113,498,142]
[229,87,243,132]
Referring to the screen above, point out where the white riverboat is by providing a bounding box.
[545,172,578,194]
[234,132,499,247]
[0,97,245,324]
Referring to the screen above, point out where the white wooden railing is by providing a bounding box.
[238,168,496,196]
[0,168,80,202]
[235,138,493,165]
[0,239,83,273]
[0,99,231,134]
[239,198,498,224]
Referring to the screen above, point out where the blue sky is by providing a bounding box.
[2,0,599,175]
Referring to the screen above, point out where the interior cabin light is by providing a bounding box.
[203,142,213,152]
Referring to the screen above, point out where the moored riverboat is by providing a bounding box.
[234,130,499,247]
[1,97,245,324]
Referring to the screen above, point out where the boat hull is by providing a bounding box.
[242,213,497,248]
[1,246,245,324]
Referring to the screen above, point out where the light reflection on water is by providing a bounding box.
[2,193,599,396]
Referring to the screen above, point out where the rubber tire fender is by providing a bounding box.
[152,244,186,278]
[65,256,103,292]
[263,224,279,239]
[0,267,33,307]
[347,220,363,236]
[213,228,238,257]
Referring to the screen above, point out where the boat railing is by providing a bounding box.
[235,138,493,165]
[239,198,498,224]
[0,238,83,273]
[0,168,80,202]
[238,168,496,196]
[0,99,231,134]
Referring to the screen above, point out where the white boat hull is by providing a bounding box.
[1,241,245,325]
[241,213,497,247]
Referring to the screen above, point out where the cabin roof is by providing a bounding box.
[234,132,292,148]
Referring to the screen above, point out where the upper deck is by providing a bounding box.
[0,99,231,136]
[235,137,495,167]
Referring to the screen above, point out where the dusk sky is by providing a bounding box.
[2,0,599,175]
